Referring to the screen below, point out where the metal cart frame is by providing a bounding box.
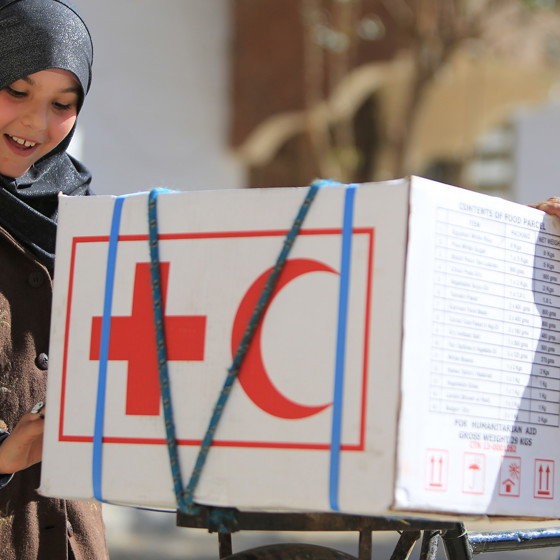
[177,510,560,559]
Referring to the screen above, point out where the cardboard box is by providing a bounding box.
[40,177,560,518]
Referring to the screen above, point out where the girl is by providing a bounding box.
[0,0,108,558]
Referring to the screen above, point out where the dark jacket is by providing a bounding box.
[0,225,108,559]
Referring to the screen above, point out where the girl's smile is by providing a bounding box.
[0,68,80,178]
[4,133,40,157]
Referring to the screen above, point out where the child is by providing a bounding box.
[0,0,108,557]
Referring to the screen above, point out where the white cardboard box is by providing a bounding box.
[40,177,560,518]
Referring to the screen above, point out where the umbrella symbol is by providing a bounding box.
[469,462,481,488]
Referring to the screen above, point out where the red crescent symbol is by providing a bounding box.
[232,258,337,419]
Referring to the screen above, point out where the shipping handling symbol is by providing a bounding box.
[468,461,481,489]
[463,452,485,494]
[535,460,554,498]
[426,449,448,490]
[90,258,335,419]
[431,456,443,486]
[499,457,521,497]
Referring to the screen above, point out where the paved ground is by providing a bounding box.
[103,505,560,559]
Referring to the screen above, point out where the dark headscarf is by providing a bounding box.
[0,0,93,274]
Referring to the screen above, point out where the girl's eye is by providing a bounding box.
[53,102,72,111]
[5,86,26,98]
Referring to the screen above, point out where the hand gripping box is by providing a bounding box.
[40,176,560,518]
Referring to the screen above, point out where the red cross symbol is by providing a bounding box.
[90,262,206,416]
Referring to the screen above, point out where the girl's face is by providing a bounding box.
[0,68,80,178]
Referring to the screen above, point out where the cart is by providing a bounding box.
[176,509,560,559]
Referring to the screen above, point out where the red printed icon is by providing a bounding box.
[534,459,554,499]
[90,262,207,416]
[426,449,448,492]
[463,453,485,495]
[232,259,335,419]
[499,457,521,497]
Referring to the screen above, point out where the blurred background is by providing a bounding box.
[72,0,560,204]
[66,0,560,557]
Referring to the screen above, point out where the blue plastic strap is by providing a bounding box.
[329,183,358,511]
[92,195,126,502]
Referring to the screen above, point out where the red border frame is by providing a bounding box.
[59,228,375,451]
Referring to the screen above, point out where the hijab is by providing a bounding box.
[0,0,93,274]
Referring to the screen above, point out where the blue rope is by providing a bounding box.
[148,188,190,513]
[148,180,333,526]
[183,180,328,516]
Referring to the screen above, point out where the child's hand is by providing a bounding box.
[0,403,45,474]
[530,197,560,217]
